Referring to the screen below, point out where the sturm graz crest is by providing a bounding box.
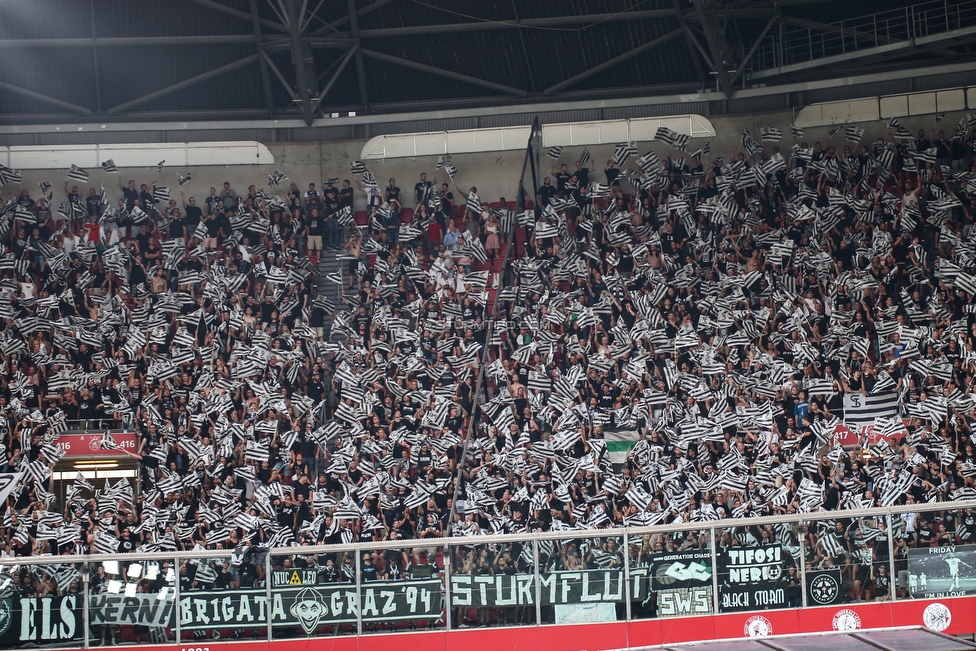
[811,573,839,604]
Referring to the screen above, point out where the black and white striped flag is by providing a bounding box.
[612,142,638,165]
[547,146,564,160]
[445,165,458,179]
[790,124,804,137]
[0,166,22,185]
[760,127,783,142]
[178,173,191,186]
[845,125,864,143]
[101,159,118,174]
[267,170,286,186]
[67,165,89,183]
[578,148,590,168]
[349,160,368,174]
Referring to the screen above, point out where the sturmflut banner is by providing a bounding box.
[717,544,788,612]
[908,545,976,598]
[450,569,649,608]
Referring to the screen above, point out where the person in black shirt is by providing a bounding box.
[119,178,139,211]
[85,187,102,220]
[553,164,571,195]
[573,160,589,186]
[414,172,432,205]
[339,179,354,211]
[181,192,202,231]
[536,177,556,212]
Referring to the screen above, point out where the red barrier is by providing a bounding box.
[103,595,976,651]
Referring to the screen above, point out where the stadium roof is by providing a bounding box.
[1,0,975,127]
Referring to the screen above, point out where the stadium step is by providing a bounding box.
[316,252,345,341]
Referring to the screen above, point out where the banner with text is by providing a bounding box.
[180,580,442,633]
[717,544,788,613]
[908,544,976,598]
[450,569,648,608]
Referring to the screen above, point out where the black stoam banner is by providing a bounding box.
[450,569,649,608]
[806,568,843,606]
[908,544,976,598]
[179,579,442,633]
[648,551,714,617]
[88,593,176,627]
[717,544,788,613]
[7,596,83,644]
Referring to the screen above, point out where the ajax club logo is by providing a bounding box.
[810,573,839,605]
[922,603,952,632]
[744,615,773,637]
[832,609,862,631]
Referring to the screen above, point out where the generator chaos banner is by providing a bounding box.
[450,569,649,608]
[178,579,442,632]
[717,544,788,612]
[908,544,976,598]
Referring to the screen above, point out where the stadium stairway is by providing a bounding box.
[316,251,344,341]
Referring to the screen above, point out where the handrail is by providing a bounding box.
[3,498,974,567]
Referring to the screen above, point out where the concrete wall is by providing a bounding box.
[4,108,968,212]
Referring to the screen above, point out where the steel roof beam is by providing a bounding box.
[347,0,371,113]
[0,80,92,115]
[362,49,527,97]
[356,9,681,38]
[106,53,260,115]
[691,0,735,98]
[317,0,397,35]
[544,28,683,96]
[249,0,277,116]
[185,0,288,32]
[311,45,358,114]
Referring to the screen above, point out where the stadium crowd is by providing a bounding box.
[0,117,975,613]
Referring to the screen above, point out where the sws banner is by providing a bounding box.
[179,579,442,633]
[908,544,976,598]
[450,569,649,608]
[717,544,788,612]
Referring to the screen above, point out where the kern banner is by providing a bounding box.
[451,569,648,608]
[89,593,175,627]
[908,545,976,598]
[179,580,442,632]
[717,544,788,612]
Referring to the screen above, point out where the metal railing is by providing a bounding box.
[752,0,976,72]
[1,498,974,648]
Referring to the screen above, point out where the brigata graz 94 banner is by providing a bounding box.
[908,544,976,598]
[717,544,788,612]
[450,569,649,608]
[179,580,443,632]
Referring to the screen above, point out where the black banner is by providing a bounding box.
[179,579,442,633]
[450,569,648,608]
[89,593,175,627]
[6,596,83,643]
[648,551,712,591]
[657,587,713,617]
[807,568,843,606]
[717,544,788,613]
[908,544,976,598]
[271,569,318,587]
